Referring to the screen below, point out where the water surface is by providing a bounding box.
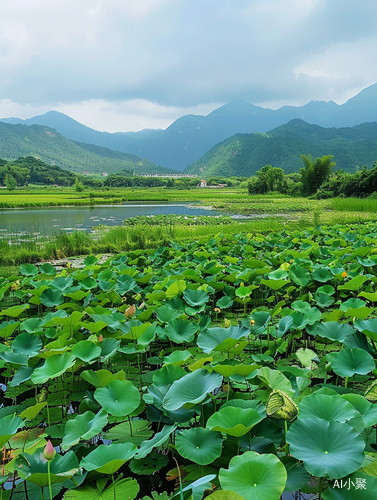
[0,202,221,233]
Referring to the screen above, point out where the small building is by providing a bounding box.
[199,180,207,188]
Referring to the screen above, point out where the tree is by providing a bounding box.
[300,155,335,195]
[5,173,16,191]
[74,177,84,192]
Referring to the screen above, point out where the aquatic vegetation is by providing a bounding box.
[0,223,376,498]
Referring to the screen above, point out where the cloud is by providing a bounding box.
[0,0,376,129]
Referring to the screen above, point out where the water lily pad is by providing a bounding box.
[94,380,140,417]
[80,443,136,474]
[207,407,263,437]
[330,348,375,378]
[219,451,287,500]
[287,417,365,478]
[176,427,223,465]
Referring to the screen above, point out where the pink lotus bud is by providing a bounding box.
[43,440,56,461]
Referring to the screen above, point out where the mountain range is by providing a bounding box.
[184,120,377,178]
[0,121,176,175]
[2,83,377,171]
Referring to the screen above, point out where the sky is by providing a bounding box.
[0,0,377,132]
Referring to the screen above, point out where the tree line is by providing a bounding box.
[248,155,377,198]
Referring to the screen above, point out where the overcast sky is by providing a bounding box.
[0,0,376,132]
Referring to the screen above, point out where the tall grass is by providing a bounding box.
[330,197,377,212]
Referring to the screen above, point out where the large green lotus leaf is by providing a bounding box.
[0,303,29,318]
[287,417,365,478]
[216,295,233,309]
[257,367,295,397]
[163,350,192,365]
[155,305,182,323]
[39,263,57,276]
[40,288,64,307]
[183,288,209,307]
[207,407,263,437]
[17,451,79,487]
[340,298,366,311]
[20,263,39,276]
[315,322,354,343]
[31,353,76,384]
[20,402,47,421]
[0,414,23,448]
[9,366,34,387]
[338,275,368,291]
[162,369,223,411]
[135,425,176,459]
[314,291,335,308]
[0,320,20,339]
[330,348,375,378]
[52,311,84,330]
[152,364,186,386]
[354,318,377,341]
[260,278,289,291]
[341,393,377,427]
[298,393,356,423]
[268,269,288,280]
[164,318,198,344]
[219,451,287,500]
[197,325,249,354]
[278,316,293,337]
[71,341,101,363]
[176,427,223,465]
[94,380,140,416]
[49,276,73,291]
[0,351,29,365]
[63,478,139,500]
[12,333,42,356]
[81,369,125,388]
[289,264,311,286]
[223,399,266,419]
[61,410,108,450]
[313,267,334,283]
[80,443,136,474]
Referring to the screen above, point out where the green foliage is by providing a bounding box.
[300,154,335,195]
[4,173,17,191]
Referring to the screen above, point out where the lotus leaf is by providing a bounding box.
[176,427,223,465]
[298,393,356,423]
[61,410,108,450]
[135,425,176,459]
[11,332,42,356]
[287,417,365,478]
[17,450,79,486]
[315,322,354,343]
[341,393,377,427]
[164,318,198,343]
[219,451,287,500]
[197,325,249,353]
[81,369,125,388]
[0,414,24,448]
[207,407,263,437]
[31,352,76,384]
[162,369,223,411]
[71,341,101,363]
[94,380,140,416]
[330,348,375,378]
[80,443,136,474]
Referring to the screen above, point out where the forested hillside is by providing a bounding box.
[184,120,377,177]
[0,122,175,175]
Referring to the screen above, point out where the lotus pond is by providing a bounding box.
[1,222,377,499]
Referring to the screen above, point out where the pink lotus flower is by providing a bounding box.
[43,440,56,461]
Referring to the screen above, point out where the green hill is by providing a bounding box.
[184,120,377,178]
[0,121,176,175]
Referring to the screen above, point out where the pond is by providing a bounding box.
[0,202,222,234]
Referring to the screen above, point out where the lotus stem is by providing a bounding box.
[47,461,52,500]
[284,420,288,456]
[112,473,116,500]
[345,376,348,388]
[318,476,323,499]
